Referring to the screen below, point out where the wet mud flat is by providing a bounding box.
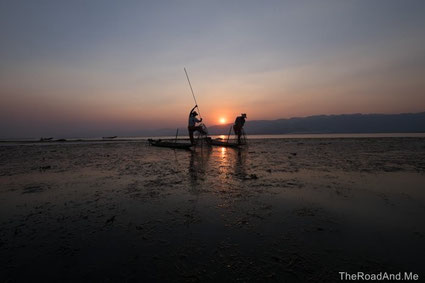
[0,137,424,282]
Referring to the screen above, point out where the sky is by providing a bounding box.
[1,0,425,138]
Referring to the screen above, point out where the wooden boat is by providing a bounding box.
[208,138,241,148]
[148,139,192,150]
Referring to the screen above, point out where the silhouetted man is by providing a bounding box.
[188,105,206,145]
[233,113,247,144]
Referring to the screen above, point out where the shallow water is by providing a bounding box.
[0,138,424,281]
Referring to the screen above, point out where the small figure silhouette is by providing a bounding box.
[233,113,247,144]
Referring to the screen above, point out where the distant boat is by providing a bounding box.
[102,136,117,139]
[148,139,192,150]
[40,137,53,141]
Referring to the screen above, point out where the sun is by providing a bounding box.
[219,117,226,124]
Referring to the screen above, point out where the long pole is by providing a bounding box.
[184,67,202,119]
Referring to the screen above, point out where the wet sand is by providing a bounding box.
[1,138,424,282]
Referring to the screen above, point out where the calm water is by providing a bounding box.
[116,133,425,140]
[1,133,425,142]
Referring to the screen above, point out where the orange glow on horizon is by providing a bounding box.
[219,117,226,124]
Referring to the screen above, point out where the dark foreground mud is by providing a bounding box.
[1,138,424,282]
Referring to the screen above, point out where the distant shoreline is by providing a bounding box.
[1,132,425,145]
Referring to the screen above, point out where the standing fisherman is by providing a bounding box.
[233,113,247,144]
[188,105,207,145]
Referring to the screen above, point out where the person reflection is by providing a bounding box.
[234,148,247,180]
[188,148,211,192]
[217,146,247,183]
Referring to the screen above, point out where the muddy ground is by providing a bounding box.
[1,138,424,282]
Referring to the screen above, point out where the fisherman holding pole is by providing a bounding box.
[188,105,206,145]
[184,68,208,145]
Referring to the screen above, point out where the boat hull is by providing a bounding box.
[148,139,192,150]
[208,139,241,148]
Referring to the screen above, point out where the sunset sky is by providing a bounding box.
[1,0,425,138]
